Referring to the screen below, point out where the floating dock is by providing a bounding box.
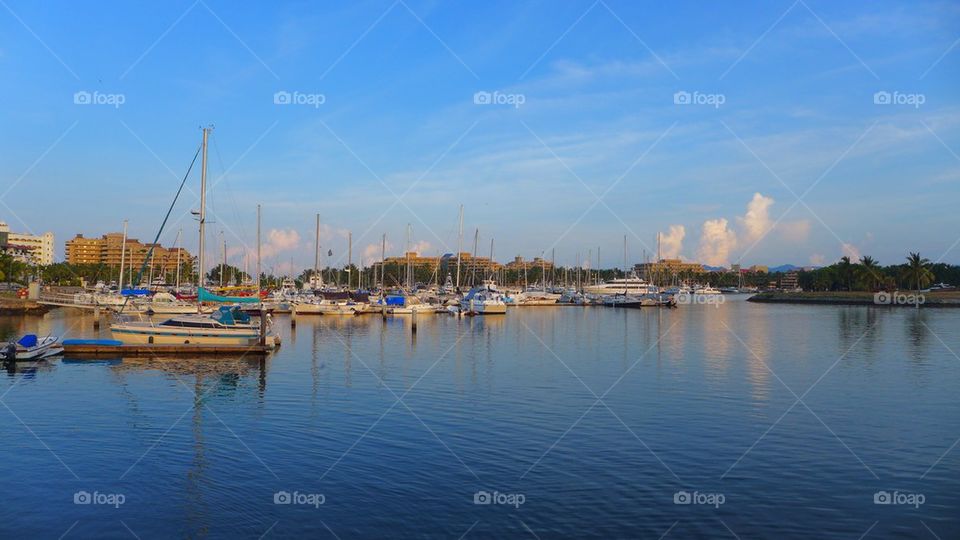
[62,340,275,357]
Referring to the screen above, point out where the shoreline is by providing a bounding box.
[747,291,960,307]
[0,297,51,315]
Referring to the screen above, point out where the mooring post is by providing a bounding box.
[411,308,418,334]
[381,304,387,320]
[291,304,297,327]
[259,308,267,346]
[93,306,101,329]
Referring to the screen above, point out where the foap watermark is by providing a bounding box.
[473,490,526,508]
[473,91,525,109]
[874,490,925,508]
[74,490,126,508]
[274,490,325,508]
[676,292,726,308]
[74,91,125,108]
[874,291,924,306]
[674,490,725,508]
[274,90,326,108]
[873,91,925,109]
[674,90,725,108]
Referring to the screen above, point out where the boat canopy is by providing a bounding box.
[17,334,37,347]
[121,288,151,297]
[199,287,260,304]
[211,306,252,325]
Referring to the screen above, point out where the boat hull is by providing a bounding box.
[110,324,261,346]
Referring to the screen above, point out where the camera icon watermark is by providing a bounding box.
[273,490,325,508]
[873,91,924,109]
[874,490,925,508]
[473,90,525,109]
[473,490,526,508]
[673,490,725,508]
[274,90,325,108]
[676,292,726,308]
[873,291,924,306]
[73,91,126,108]
[673,90,725,108]
[73,490,126,508]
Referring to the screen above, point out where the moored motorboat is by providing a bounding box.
[0,334,64,362]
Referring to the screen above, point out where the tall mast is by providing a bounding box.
[380,233,386,290]
[471,228,479,286]
[174,228,182,290]
[256,204,261,307]
[314,213,320,288]
[197,126,209,311]
[488,238,494,282]
[348,231,353,290]
[405,223,412,290]
[118,219,128,292]
[220,232,226,287]
[455,205,463,289]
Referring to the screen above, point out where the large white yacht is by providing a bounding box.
[583,275,658,295]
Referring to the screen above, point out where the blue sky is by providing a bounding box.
[1,0,958,274]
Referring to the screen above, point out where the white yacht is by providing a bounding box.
[694,285,722,295]
[583,275,658,295]
[463,281,507,315]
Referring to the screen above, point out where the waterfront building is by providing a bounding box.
[635,258,706,276]
[504,256,554,272]
[780,271,800,290]
[65,233,192,275]
[0,221,55,265]
[371,251,504,277]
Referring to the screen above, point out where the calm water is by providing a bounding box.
[0,298,958,539]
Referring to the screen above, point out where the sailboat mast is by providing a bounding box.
[488,238,494,282]
[314,213,320,287]
[348,231,353,290]
[623,235,627,294]
[380,233,386,289]
[220,232,227,287]
[174,228,182,290]
[455,205,463,289]
[118,219,128,292]
[471,228,479,286]
[197,127,209,312]
[256,204,261,307]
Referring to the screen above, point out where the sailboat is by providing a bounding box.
[110,128,276,348]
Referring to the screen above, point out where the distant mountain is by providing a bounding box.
[703,265,726,272]
[769,264,803,273]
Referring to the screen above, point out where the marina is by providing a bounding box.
[2,300,959,537]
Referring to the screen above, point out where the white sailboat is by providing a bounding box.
[110,128,275,347]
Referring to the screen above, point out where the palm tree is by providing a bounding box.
[857,255,881,291]
[901,252,934,293]
[837,256,855,291]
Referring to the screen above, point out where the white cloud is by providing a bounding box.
[363,241,394,263]
[659,225,685,259]
[738,192,774,243]
[841,242,861,261]
[697,218,737,267]
[809,253,826,266]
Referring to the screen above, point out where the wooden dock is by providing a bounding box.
[63,344,275,357]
